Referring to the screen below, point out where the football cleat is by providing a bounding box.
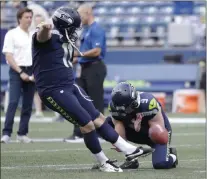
[126,146,154,161]
[99,160,123,172]
[91,159,117,170]
[16,135,33,143]
[1,135,10,144]
[119,159,139,170]
[170,147,178,168]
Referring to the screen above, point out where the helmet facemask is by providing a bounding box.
[64,26,79,42]
[125,91,140,114]
[64,28,83,56]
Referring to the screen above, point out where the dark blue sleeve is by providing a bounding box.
[140,93,160,120]
[32,30,53,46]
[91,27,105,49]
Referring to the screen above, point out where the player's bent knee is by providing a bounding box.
[80,121,95,134]
[93,113,105,128]
[153,161,173,169]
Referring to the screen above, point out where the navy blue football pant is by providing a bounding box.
[40,84,100,127]
[106,109,174,169]
[2,67,35,136]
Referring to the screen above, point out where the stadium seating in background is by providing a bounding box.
[1,1,205,47]
[93,1,205,47]
[0,1,206,112]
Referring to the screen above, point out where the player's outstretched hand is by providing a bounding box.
[37,22,52,30]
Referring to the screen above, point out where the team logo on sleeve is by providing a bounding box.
[108,103,111,112]
[149,98,157,110]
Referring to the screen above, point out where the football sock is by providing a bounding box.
[96,121,137,155]
[83,130,102,154]
[94,151,109,165]
[113,136,137,155]
[96,120,119,143]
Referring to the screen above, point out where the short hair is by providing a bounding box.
[16,7,33,24]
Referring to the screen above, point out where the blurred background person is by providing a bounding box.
[1,7,35,143]
[27,1,50,32]
[64,3,107,141]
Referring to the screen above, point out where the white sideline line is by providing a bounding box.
[29,124,205,132]
[0,117,206,123]
[5,131,205,144]
[1,144,205,153]
[1,159,205,170]
[6,138,105,143]
[28,132,207,136]
[194,171,206,173]
[173,133,204,136]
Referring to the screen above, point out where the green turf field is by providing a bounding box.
[1,119,206,179]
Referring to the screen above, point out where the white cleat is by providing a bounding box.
[1,135,10,143]
[99,160,123,172]
[16,135,33,143]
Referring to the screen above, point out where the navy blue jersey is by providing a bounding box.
[32,30,75,95]
[109,92,162,131]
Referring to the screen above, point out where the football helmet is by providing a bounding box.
[111,82,140,113]
[52,6,81,42]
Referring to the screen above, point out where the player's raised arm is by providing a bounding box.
[36,22,52,43]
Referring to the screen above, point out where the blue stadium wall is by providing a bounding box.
[0,29,206,65]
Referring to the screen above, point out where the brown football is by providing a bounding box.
[149,124,168,145]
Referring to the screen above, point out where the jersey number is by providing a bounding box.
[62,43,73,68]
[141,99,148,103]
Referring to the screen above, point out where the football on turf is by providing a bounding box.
[149,124,168,145]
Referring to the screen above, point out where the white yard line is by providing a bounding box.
[194,171,206,173]
[6,138,105,143]
[173,133,204,136]
[1,159,205,170]
[0,117,206,123]
[1,144,205,154]
[27,132,204,136]
[5,131,205,144]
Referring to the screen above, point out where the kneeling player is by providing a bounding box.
[106,82,178,169]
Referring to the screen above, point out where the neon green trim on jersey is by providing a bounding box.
[149,98,157,110]
[46,96,79,126]
[108,102,111,111]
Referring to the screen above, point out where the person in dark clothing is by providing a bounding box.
[65,4,107,140]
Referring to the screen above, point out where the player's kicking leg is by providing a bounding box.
[73,84,153,162]
[40,88,122,172]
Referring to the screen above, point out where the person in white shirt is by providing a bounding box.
[1,7,35,144]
